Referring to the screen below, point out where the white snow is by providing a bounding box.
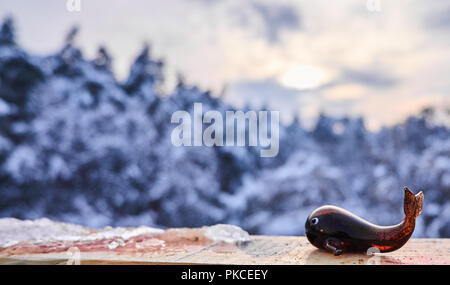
[0,218,89,247]
[0,218,164,248]
[203,224,251,243]
[0,218,252,248]
[0,98,11,115]
[89,226,164,241]
[4,146,38,180]
[107,241,119,249]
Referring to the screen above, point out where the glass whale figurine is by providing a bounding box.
[305,187,424,256]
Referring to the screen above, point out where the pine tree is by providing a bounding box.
[0,17,15,45]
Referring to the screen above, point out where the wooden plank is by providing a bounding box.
[2,236,449,265]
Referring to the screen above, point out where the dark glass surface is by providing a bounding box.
[305,188,423,255]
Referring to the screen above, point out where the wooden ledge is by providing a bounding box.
[0,219,448,265]
[1,236,449,265]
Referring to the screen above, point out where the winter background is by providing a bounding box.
[0,1,449,238]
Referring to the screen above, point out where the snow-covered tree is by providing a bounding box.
[0,17,449,238]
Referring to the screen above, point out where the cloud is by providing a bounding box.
[1,0,448,129]
[339,68,398,89]
[323,84,367,101]
[225,78,301,123]
[250,2,301,43]
[424,3,450,30]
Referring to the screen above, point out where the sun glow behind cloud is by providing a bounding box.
[1,0,449,130]
[324,84,367,101]
[278,64,333,90]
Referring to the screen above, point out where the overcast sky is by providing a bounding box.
[1,0,449,129]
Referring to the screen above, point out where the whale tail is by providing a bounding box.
[404,187,424,219]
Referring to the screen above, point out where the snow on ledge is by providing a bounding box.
[0,218,164,247]
[203,224,251,243]
[0,218,251,248]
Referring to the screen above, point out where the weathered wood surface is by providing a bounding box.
[1,235,449,265]
[0,218,448,265]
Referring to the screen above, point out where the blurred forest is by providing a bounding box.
[0,18,449,237]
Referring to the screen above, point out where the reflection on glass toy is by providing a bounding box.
[305,187,424,256]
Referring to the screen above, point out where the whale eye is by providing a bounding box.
[311,217,319,225]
